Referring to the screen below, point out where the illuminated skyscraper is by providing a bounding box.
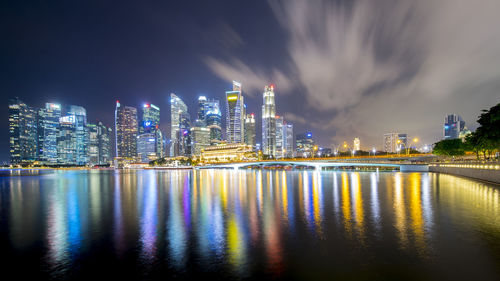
[57,114,77,165]
[383,133,407,153]
[88,121,112,166]
[444,114,465,139]
[226,81,245,143]
[191,126,210,156]
[275,115,284,158]
[170,93,191,156]
[353,137,360,151]
[67,105,88,165]
[8,97,38,165]
[141,103,163,158]
[244,113,256,150]
[206,107,222,144]
[37,103,61,164]
[262,85,276,157]
[137,133,157,163]
[283,122,294,158]
[296,132,315,158]
[115,101,138,159]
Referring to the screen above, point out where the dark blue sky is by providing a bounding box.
[2,0,499,162]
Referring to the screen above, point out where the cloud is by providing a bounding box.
[204,56,293,96]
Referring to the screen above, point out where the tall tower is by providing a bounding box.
[244,113,256,150]
[225,81,245,143]
[170,93,190,156]
[262,84,276,157]
[141,103,163,158]
[444,114,465,139]
[37,103,61,164]
[8,97,38,165]
[275,115,284,158]
[115,101,138,159]
[284,122,294,158]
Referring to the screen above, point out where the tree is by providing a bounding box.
[433,139,465,156]
[464,103,500,159]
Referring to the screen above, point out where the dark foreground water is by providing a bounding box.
[0,169,499,280]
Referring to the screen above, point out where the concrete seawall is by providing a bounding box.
[429,164,500,184]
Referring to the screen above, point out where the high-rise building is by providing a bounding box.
[170,93,191,156]
[444,114,465,139]
[140,103,163,158]
[244,113,256,150]
[226,81,245,143]
[296,132,315,158]
[67,105,88,165]
[206,107,222,144]
[87,121,112,166]
[283,122,294,158]
[383,133,408,153]
[137,133,158,163]
[115,101,138,159]
[37,103,61,164]
[57,115,77,165]
[262,85,276,157]
[353,138,360,151]
[191,126,211,156]
[275,115,284,158]
[197,96,219,124]
[8,98,38,165]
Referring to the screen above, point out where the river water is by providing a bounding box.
[0,169,499,280]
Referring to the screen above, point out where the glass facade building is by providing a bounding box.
[137,133,157,163]
[244,113,256,150]
[226,81,245,144]
[115,101,138,159]
[296,132,315,158]
[275,115,284,158]
[170,93,191,156]
[284,122,294,158]
[37,103,61,164]
[8,97,38,165]
[444,114,465,139]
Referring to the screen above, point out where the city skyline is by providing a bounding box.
[2,0,500,162]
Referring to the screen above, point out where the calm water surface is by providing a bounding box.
[0,169,499,280]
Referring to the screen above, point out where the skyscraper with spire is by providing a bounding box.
[225,81,245,143]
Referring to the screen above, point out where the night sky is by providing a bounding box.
[1,0,499,162]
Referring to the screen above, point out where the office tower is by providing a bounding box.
[444,114,465,139]
[141,103,163,158]
[97,122,112,165]
[115,101,138,159]
[8,98,38,165]
[37,103,61,164]
[87,121,112,166]
[296,132,315,158]
[67,105,88,165]
[262,85,276,157]
[87,123,99,165]
[244,113,256,150]
[383,133,398,153]
[283,122,294,158]
[191,126,211,156]
[170,93,191,156]
[206,107,222,144]
[226,81,245,143]
[137,133,157,163]
[275,115,284,158]
[57,115,77,165]
[383,133,408,153]
[353,138,360,151]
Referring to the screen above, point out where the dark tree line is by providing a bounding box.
[433,103,500,159]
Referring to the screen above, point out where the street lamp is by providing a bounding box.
[371,148,377,156]
[313,145,318,158]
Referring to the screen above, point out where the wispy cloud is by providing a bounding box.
[204,56,293,96]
